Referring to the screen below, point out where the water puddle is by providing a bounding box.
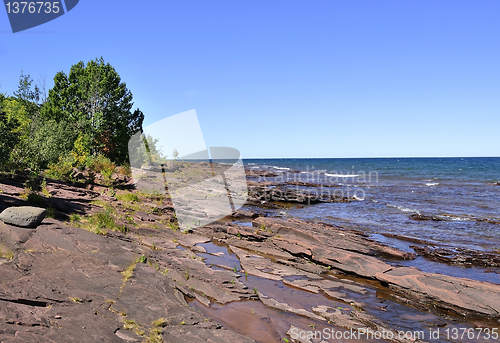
[400,257,499,284]
[370,233,418,253]
[187,240,487,343]
[196,241,241,271]
[233,221,254,227]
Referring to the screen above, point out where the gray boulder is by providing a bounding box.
[0,206,47,228]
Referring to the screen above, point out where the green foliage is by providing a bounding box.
[85,154,115,176]
[45,153,117,184]
[14,72,42,105]
[167,222,179,231]
[72,205,126,236]
[101,167,113,181]
[1,60,144,172]
[46,205,56,219]
[12,117,77,170]
[69,213,81,222]
[117,225,129,233]
[3,73,71,170]
[116,193,139,202]
[0,94,20,168]
[23,192,44,205]
[126,215,137,226]
[72,133,92,166]
[40,178,51,197]
[89,211,116,230]
[42,57,144,164]
[45,153,77,181]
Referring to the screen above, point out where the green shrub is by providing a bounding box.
[101,167,114,181]
[46,205,56,218]
[72,133,92,166]
[69,213,81,222]
[45,153,76,181]
[89,211,116,230]
[167,222,179,231]
[7,114,77,171]
[85,154,115,175]
[26,192,44,205]
[126,216,136,226]
[41,178,51,197]
[117,225,129,233]
[116,164,131,176]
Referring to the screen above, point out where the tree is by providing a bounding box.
[10,117,77,170]
[5,72,67,170]
[0,94,20,168]
[14,72,41,104]
[42,57,144,164]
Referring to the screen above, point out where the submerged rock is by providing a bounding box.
[0,206,47,228]
[412,245,500,267]
[409,213,446,221]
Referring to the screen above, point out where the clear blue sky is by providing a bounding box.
[1,0,499,158]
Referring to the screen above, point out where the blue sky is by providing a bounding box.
[1,0,499,158]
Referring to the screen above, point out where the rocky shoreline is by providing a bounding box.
[0,169,499,342]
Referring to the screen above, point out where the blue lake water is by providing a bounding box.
[243,157,500,252]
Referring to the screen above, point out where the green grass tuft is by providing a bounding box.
[116,193,140,202]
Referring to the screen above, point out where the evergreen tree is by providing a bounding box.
[42,57,144,164]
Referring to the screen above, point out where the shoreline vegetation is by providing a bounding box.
[1,59,499,342]
[0,162,499,343]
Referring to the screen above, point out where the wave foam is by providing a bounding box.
[325,173,359,178]
[387,203,420,214]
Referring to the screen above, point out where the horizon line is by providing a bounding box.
[241,156,500,159]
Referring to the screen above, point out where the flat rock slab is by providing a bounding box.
[375,267,500,318]
[0,220,256,343]
[0,206,46,228]
[257,292,326,322]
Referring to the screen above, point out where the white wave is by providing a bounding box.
[387,203,420,214]
[440,215,471,221]
[425,182,439,186]
[325,173,359,178]
[448,217,470,221]
[272,166,291,170]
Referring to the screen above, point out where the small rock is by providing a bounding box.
[55,315,62,319]
[0,206,47,228]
